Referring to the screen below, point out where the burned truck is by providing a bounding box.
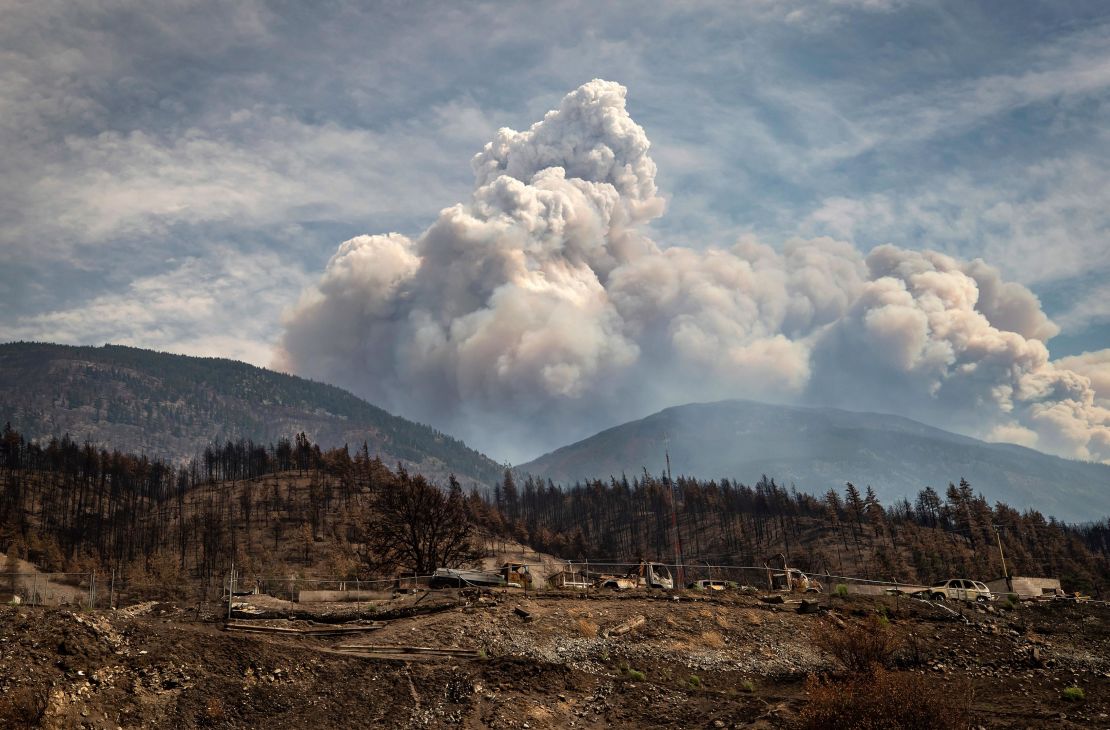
[596,560,674,590]
[764,554,822,593]
[429,562,534,589]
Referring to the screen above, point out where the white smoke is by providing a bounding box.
[277,79,1110,464]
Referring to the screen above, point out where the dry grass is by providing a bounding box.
[713,612,732,629]
[743,610,763,626]
[203,698,227,724]
[700,630,726,648]
[574,617,599,638]
[798,668,971,730]
[528,706,554,722]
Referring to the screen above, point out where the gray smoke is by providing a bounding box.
[276,80,1110,464]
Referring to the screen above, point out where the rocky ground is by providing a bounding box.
[1,590,1108,729]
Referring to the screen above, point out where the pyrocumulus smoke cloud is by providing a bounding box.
[277,80,1110,463]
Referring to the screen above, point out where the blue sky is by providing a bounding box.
[2,1,1109,458]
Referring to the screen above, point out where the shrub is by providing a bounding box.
[1062,686,1085,702]
[627,669,646,681]
[815,616,898,674]
[740,679,755,693]
[897,632,927,668]
[799,668,971,730]
[688,674,701,688]
[835,584,849,598]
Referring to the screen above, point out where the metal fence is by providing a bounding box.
[5,560,1097,610]
[0,572,95,607]
[553,560,932,594]
[223,559,937,602]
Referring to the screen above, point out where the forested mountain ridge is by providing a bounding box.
[0,342,502,487]
[518,399,1110,523]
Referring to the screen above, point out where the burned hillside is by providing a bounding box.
[1,426,1109,603]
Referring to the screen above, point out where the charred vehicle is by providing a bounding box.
[764,554,822,593]
[596,561,674,590]
[429,562,534,589]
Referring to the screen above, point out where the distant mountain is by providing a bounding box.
[0,342,502,487]
[517,399,1110,523]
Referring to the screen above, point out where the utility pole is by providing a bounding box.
[993,525,1011,592]
[663,434,685,587]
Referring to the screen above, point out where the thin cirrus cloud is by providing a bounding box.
[6,247,310,368]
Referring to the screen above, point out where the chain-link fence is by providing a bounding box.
[0,572,95,607]
[0,559,1041,611]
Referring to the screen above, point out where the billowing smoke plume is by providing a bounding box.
[277,80,1110,463]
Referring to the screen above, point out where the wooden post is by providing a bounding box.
[227,561,235,621]
[355,579,360,618]
[109,567,115,610]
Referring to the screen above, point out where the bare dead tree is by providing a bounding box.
[359,470,478,577]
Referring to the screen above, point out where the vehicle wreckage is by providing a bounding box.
[429,562,534,589]
[594,561,674,590]
[765,554,822,593]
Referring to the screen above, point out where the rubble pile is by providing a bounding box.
[1,591,1109,728]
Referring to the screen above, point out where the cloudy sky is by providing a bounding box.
[2,0,1109,461]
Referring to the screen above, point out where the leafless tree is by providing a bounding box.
[360,469,478,577]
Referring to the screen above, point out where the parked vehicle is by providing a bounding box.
[929,578,994,602]
[687,579,729,591]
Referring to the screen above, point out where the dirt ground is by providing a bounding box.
[1,590,1108,729]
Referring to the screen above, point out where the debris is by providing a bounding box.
[335,644,482,660]
[514,606,533,622]
[797,599,821,615]
[604,615,646,638]
[224,621,385,636]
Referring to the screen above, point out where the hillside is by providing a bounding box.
[2,424,1109,728]
[0,342,502,487]
[518,399,1110,523]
